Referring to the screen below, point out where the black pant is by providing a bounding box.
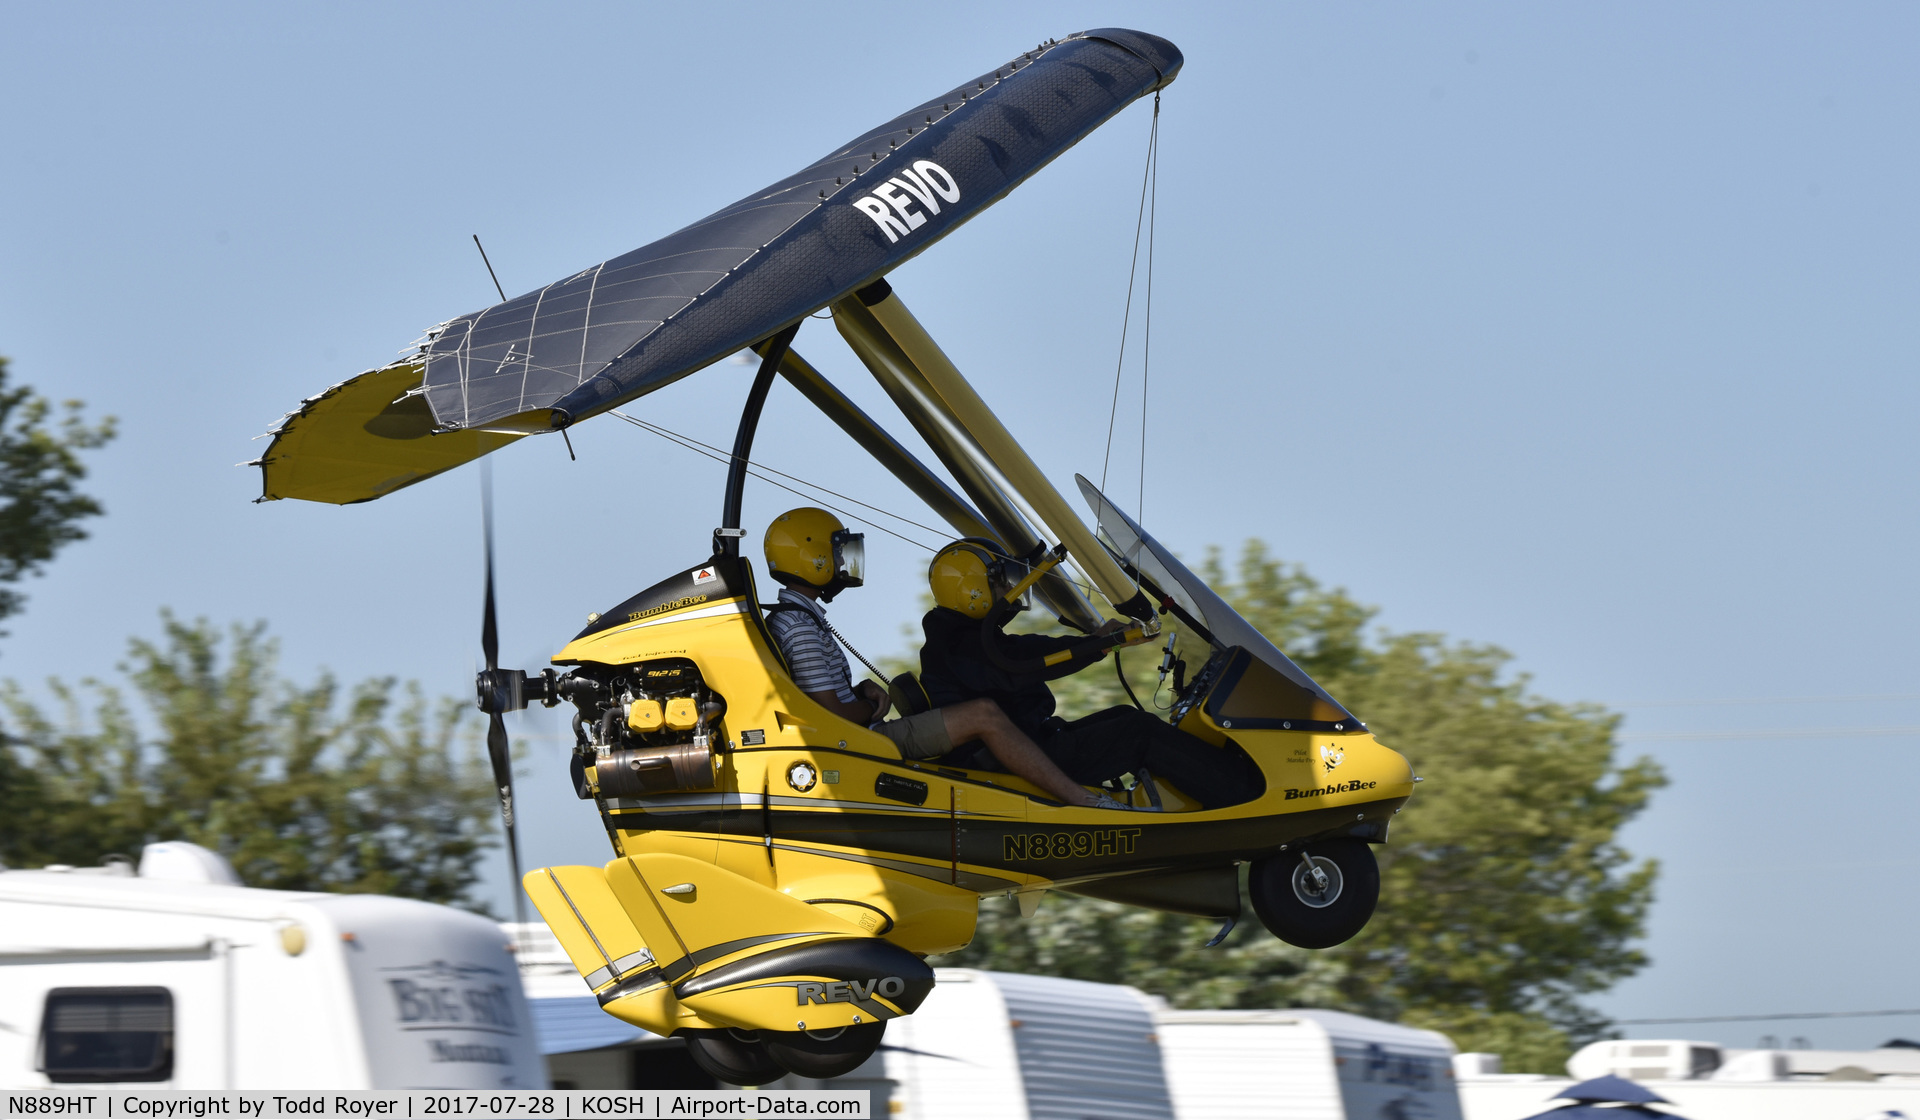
[952,706,1258,810]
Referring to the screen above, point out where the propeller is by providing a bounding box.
[476,463,532,948]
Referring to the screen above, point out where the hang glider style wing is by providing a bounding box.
[257,28,1180,505]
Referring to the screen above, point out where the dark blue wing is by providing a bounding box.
[419,29,1180,432]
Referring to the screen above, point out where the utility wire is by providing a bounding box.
[1618,724,1920,743]
[1615,1008,1920,1025]
[1618,693,1920,709]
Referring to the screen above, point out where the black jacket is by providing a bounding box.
[918,607,1094,737]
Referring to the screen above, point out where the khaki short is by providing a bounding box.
[877,708,952,760]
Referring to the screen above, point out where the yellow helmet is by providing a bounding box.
[765,507,865,601]
[928,538,1024,620]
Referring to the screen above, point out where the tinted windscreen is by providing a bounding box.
[1076,475,1359,727]
[1206,648,1356,730]
[42,988,174,1082]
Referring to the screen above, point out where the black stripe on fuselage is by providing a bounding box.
[605,796,1405,882]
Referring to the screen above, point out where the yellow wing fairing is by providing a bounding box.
[251,361,525,505]
[523,866,662,999]
[525,852,936,1036]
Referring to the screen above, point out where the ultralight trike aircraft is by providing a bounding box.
[255,28,1418,1083]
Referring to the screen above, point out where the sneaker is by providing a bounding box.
[1088,793,1161,811]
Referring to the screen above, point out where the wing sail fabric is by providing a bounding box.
[420,28,1179,433]
[256,28,1179,505]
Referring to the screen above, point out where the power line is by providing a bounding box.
[1618,693,1920,709]
[1616,1009,1920,1025]
[1617,725,1920,743]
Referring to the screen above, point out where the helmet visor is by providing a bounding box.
[988,557,1032,614]
[831,530,866,587]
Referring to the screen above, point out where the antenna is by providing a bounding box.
[472,235,508,302]
[471,235,574,462]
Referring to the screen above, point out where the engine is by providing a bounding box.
[566,658,726,798]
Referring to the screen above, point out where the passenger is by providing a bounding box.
[761,508,1132,809]
[916,539,1258,810]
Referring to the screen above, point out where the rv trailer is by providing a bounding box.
[0,844,545,1090]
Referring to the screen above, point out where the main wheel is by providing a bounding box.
[682,1029,787,1085]
[1249,839,1380,949]
[763,1022,886,1079]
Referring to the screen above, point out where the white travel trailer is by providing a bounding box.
[761,970,1464,1120]
[0,843,545,1089]
[1457,1038,1920,1120]
[1155,1008,1463,1120]
[874,969,1175,1120]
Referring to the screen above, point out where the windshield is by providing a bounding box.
[1076,475,1357,725]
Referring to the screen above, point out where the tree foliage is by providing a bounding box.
[0,356,116,629]
[936,542,1664,1073]
[0,613,500,907]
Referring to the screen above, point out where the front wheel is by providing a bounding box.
[683,1029,787,1085]
[763,1022,886,1079]
[1249,839,1379,949]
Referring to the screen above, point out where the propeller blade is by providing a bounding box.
[479,462,528,942]
[480,462,499,672]
[486,710,531,938]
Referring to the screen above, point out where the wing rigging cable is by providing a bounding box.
[606,408,1104,604]
[607,410,949,552]
[1099,92,1162,536]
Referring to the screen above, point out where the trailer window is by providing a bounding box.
[40,987,174,1083]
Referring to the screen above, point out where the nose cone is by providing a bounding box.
[1079,28,1185,88]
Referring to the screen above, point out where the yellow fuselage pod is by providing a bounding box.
[532,565,1414,1033]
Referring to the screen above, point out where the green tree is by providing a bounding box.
[0,613,500,907]
[936,543,1663,1074]
[0,356,117,629]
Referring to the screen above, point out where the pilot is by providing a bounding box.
[761,508,1133,809]
[915,538,1257,810]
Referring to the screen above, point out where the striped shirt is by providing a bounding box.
[766,587,856,704]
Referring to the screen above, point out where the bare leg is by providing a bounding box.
[940,698,1103,807]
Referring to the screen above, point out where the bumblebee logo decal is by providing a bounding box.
[627,593,708,623]
[797,977,907,1005]
[1321,744,1345,772]
[1286,780,1378,801]
[1003,828,1141,861]
[851,161,962,244]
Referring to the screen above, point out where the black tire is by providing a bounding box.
[763,1022,886,1079]
[1249,839,1380,949]
[682,1029,787,1085]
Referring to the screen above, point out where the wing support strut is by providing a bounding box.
[764,345,994,543]
[832,288,1103,632]
[841,280,1155,623]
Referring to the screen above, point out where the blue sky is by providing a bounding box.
[3,3,1917,1051]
